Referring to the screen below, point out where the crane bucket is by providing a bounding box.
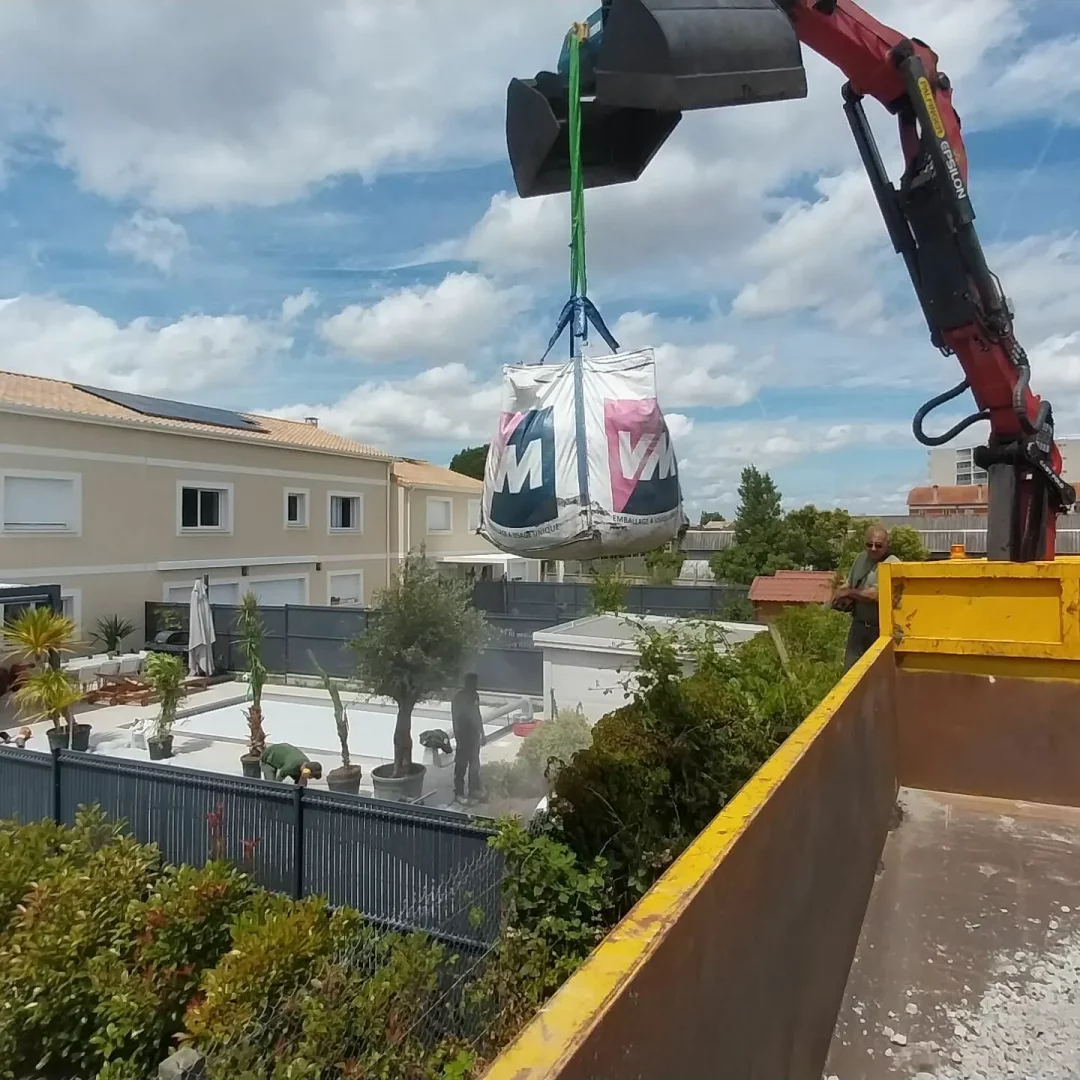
[507,76,680,199]
[596,0,808,111]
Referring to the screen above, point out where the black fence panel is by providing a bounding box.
[302,790,503,946]
[146,601,548,697]
[56,751,298,896]
[0,747,500,948]
[0,747,52,823]
[471,647,543,697]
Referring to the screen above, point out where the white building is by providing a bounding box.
[532,614,766,723]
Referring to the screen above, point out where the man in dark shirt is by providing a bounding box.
[451,673,484,802]
[833,525,899,671]
[261,743,323,785]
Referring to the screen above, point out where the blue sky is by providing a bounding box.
[0,0,1076,519]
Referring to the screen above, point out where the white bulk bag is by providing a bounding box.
[480,349,686,560]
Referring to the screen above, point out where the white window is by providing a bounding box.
[245,576,307,606]
[329,492,363,533]
[285,489,309,528]
[427,497,453,534]
[468,498,481,534]
[1,472,81,535]
[328,572,365,607]
[178,483,232,533]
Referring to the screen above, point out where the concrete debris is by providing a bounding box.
[906,1002,919,1015]
[937,929,1080,1080]
[890,1032,908,1046]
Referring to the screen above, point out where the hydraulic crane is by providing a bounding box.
[506,0,1075,561]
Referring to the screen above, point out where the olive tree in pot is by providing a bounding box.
[93,613,136,657]
[350,552,487,802]
[3,607,89,750]
[236,593,268,778]
[143,652,186,760]
[313,659,363,794]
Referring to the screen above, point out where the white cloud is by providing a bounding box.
[268,361,502,448]
[281,288,318,323]
[993,232,1080,344]
[0,0,585,209]
[106,211,188,272]
[732,170,888,324]
[319,272,529,362]
[612,311,759,408]
[0,294,288,394]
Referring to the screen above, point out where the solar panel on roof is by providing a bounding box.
[74,385,264,432]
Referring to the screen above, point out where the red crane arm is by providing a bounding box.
[780,0,1071,559]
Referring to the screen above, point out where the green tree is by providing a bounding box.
[351,553,488,775]
[699,511,726,527]
[449,445,489,480]
[783,505,855,572]
[709,467,794,585]
[643,544,686,584]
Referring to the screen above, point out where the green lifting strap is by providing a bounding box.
[568,23,587,304]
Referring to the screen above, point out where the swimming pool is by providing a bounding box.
[174,692,510,763]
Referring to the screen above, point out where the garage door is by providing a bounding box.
[245,577,306,607]
[165,582,241,605]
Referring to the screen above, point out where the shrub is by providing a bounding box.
[0,812,162,1079]
[187,895,456,1079]
[482,709,594,800]
[549,606,846,918]
[469,819,610,1057]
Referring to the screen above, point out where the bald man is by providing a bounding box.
[833,525,899,671]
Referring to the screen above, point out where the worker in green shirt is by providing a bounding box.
[261,743,323,785]
[833,524,899,671]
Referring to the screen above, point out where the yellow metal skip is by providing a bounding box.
[880,559,1080,665]
[482,638,891,1080]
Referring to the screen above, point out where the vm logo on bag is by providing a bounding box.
[490,408,557,529]
[604,399,680,516]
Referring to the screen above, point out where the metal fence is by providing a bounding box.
[0,745,503,949]
[470,579,750,620]
[146,602,546,697]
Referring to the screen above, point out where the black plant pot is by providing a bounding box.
[240,754,262,779]
[327,764,363,795]
[48,724,91,753]
[148,734,173,761]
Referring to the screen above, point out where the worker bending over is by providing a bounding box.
[833,525,898,671]
[261,742,323,785]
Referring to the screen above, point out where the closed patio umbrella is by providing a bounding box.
[188,580,216,677]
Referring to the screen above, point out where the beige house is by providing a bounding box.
[0,370,517,643]
[390,459,542,582]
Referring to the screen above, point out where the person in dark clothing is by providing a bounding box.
[833,524,899,671]
[261,743,323,785]
[451,673,484,802]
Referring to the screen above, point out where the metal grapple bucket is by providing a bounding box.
[507,0,807,198]
[507,76,680,199]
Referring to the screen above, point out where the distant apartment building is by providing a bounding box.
[0,371,520,640]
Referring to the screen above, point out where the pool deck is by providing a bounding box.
[12,681,535,812]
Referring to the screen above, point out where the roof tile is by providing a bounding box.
[392,459,482,492]
[748,569,837,604]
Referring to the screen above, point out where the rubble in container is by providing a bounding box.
[933,928,1080,1080]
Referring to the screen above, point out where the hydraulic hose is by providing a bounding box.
[912,378,990,448]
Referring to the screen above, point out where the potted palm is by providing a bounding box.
[94,614,136,657]
[13,666,86,751]
[236,593,267,778]
[143,652,186,760]
[314,659,363,795]
[2,607,88,750]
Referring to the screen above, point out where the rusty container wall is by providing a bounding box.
[483,641,898,1080]
[881,559,1080,809]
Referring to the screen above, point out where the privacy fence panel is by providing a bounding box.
[146,602,546,696]
[0,746,500,948]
